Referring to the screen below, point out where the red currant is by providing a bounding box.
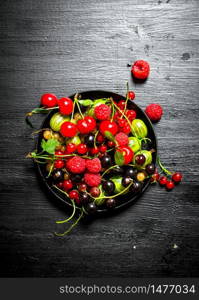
[89,147,99,155]
[66,143,76,154]
[78,183,87,192]
[126,110,136,121]
[166,180,175,190]
[55,150,64,156]
[77,143,88,154]
[159,176,168,186]
[96,133,105,143]
[127,91,135,100]
[99,145,107,153]
[58,97,73,115]
[116,146,134,165]
[40,93,57,108]
[150,173,160,182]
[172,172,182,183]
[99,120,118,136]
[69,190,80,204]
[107,141,115,148]
[120,124,131,134]
[60,122,77,137]
[63,179,73,191]
[131,60,150,80]
[54,159,65,169]
[56,181,64,189]
[117,100,126,110]
[117,118,126,127]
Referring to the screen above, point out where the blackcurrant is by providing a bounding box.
[52,169,64,182]
[130,181,142,193]
[145,163,155,175]
[70,174,83,183]
[102,180,115,195]
[106,198,116,209]
[84,134,95,147]
[122,176,132,187]
[111,166,124,176]
[86,202,97,214]
[80,192,90,204]
[125,167,137,178]
[101,155,112,168]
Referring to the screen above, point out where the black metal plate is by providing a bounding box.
[36,90,157,214]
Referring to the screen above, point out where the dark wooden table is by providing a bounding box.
[0,0,199,277]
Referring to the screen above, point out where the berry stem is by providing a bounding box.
[93,180,134,200]
[74,94,84,119]
[56,200,76,224]
[53,185,82,210]
[157,157,172,175]
[55,209,84,236]
[94,130,99,148]
[120,81,129,119]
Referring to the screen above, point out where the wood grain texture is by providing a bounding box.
[0,0,199,277]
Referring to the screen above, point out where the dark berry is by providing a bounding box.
[78,183,87,192]
[122,176,132,187]
[84,134,95,147]
[130,181,142,193]
[70,174,83,183]
[102,180,115,195]
[125,167,137,178]
[86,202,97,214]
[106,198,116,209]
[135,154,146,165]
[145,163,155,175]
[52,169,64,182]
[111,166,124,176]
[80,192,90,204]
[101,155,112,168]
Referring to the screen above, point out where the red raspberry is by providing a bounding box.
[126,109,136,121]
[66,156,86,174]
[84,173,101,187]
[145,104,163,122]
[94,104,111,120]
[86,158,102,173]
[115,132,129,146]
[131,60,150,80]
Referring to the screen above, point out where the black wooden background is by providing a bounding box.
[0,0,199,277]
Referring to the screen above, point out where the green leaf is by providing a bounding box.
[78,99,93,106]
[41,138,60,154]
[93,99,108,107]
[104,131,115,142]
[114,151,125,166]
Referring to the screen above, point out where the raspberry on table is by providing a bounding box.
[84,173,101,187]
[131,60,150,80]
[115,132,129,146]
[94,104,111,120]
[145,103,163,122]
[66,156,86,174]
[86,158,102,173]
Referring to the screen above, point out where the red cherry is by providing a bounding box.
[89,147,99,155]
[66,143,76,154]
[117,100,126,110]
[96,133,105,143]
[60,122,77,137]
[166,180,175,190]
[54,159,65,169]
[159,176,168,186]
[40,93,57,108]
[55,150,64,156]
[127,91,135,100]
[150,172,160,182]
[116,146,134,165]
[63,179,73,191]
[131,60,150,80]
[58,97,73,115]
[77,143,88,154]
[84,116,96,131]
[99,120,118,136]
[126,110,137,121]
[107,141,115,148]
[117,118,126,127]
[172,172,182,183]
[69,190,80,204]
[99,145,107,153]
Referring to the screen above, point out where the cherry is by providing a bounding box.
[127,91,135,100]
[135,154,146,165]
[117,100,126,110]
[66,143,76,154]
[166,180,175,190]
[58,97,73,115]
[60,122,77,137]
[117,118,126,127]
[54,159,65,169]
[99,120,118,136]
[63,179,73,191]
[40,93,57,108]
[126,110,136,121]
[84,116,96,131]
[116,146,134,165]
[99,145,107,153]
[69,190,80,204]
[131,60,150,80]
[130,181,142,193]
[159,176,168,186]
[56,181,64,189]
[77,143,88,154]
[77,117,96,134]
[172,172,182,183]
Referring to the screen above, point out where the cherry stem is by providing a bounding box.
[55,209,84,236]
[157,157,172,175]
[56,200,76,224]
